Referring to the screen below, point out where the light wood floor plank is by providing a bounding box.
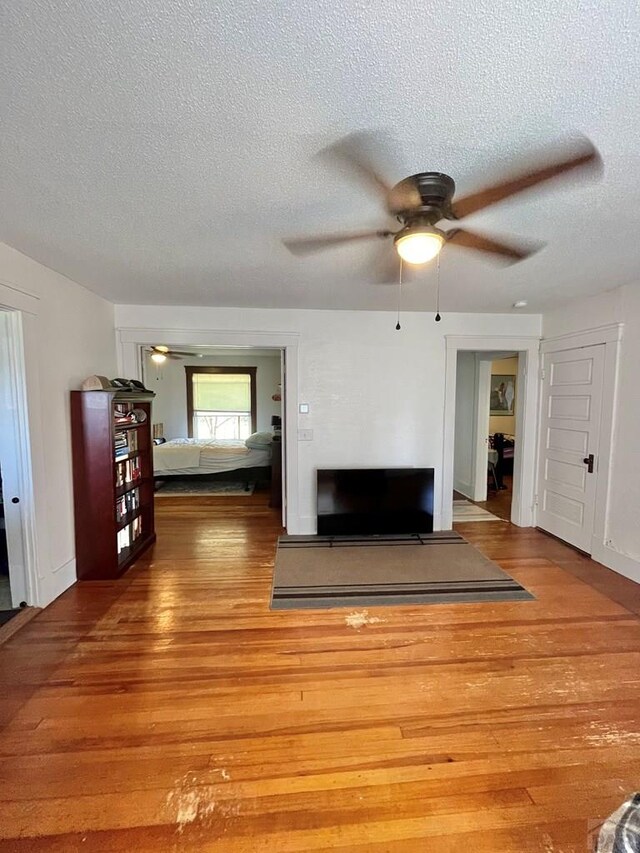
[0,492,638,850]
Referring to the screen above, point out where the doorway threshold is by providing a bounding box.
[0,606,39,646]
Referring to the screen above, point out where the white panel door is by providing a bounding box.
[0,313,28,606]
[537,344,605,552]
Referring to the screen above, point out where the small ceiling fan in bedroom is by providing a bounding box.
[146,345,203,364]
[283,132,602,279]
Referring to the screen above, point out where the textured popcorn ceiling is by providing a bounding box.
[1,0,639,312]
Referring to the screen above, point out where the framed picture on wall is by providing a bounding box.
[490,374,516,416]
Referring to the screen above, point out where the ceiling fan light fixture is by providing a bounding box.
[150,352,167,364]
[394,227,445,265]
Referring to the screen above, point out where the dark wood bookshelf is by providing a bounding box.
[116,508,143,532]
[115,477,151,499]
[70,390,156,580]
[114,450,141,464]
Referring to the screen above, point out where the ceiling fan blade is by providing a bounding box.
[317,132,395,207]
[452,138,602,219]
[447,228,543,264]
[368,244,401,284]
[368,246,429,285]
[167,350,200,357]
[283,229,390,256]
[147,346,191,359]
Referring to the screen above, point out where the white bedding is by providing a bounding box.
[154,438,271,475]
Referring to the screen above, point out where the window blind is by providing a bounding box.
[192,373,251,412]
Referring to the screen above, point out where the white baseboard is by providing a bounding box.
[453,479,473,499]
[292,516,316,535]
[591,541,640,585]
[39,557,76,607]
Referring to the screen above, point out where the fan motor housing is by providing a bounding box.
[391,172,456,224]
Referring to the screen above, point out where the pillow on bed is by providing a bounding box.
[245,431,273,449]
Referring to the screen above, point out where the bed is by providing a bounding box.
[153,438,272,478]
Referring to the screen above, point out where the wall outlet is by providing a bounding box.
[298,429,313,441]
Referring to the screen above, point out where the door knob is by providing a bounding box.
[11,497,19,504]
[583,454,594,473]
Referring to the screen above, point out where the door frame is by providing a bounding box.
[442,335,540,530]
[471,357,492,502]
[539,323,623,559]
[117,327,300,532]
[0,293,39,606]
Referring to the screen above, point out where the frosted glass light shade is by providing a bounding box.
[395,229,444,265]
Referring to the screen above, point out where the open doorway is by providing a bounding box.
[141,345,285,515]
[486,355,518,519]
[452,351,520,522]
[118,328,300,533]
[441,334,539,532]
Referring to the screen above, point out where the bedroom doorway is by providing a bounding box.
[141,345,285,515]
[118,328,299,532]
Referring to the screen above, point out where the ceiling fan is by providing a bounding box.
[146,345,203,363]
[283,132,602,279]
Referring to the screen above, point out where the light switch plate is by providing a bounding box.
[299,403,309,414]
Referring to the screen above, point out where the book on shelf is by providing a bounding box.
[132,516,142,540]
[117,517,144,555]
[115,487,140,522]
[117,525,131,555]
[114,429,138,460]
[113,404,148,427]
[115,457,143,487]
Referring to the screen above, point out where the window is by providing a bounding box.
[186,367,257,440]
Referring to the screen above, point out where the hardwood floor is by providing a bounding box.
[1,494,639,851]
[454,474,514,521]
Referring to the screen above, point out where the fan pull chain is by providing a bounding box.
[435,252,442,322]
[395,258,403,331]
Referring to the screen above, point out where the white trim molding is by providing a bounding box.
[592,544,640,585]
[117,327,302,533]
[0,280,40,315]
[442,335,541,531]
[541,323,622,353]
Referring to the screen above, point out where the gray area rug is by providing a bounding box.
[271,531,533,610]
[155,480,255,496]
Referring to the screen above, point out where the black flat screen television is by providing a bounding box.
[317,468,434,536]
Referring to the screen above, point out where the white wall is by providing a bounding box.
[144,352,281,438]
[116,306,541,532]
[453,351,477,498]
[543,283,640,580]
[0,243,116,606]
